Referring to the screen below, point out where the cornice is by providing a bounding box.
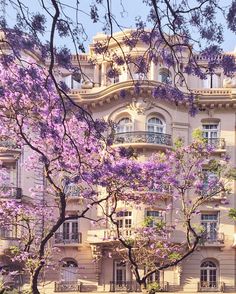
[69,80,236,110]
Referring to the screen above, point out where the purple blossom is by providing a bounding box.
[119,89,126,99]
[107,68,119,79]
[31,14,46,34]
[227,1,236,32]
[221,55,236,76]
[56,47,72,69]
[90,4,99,23]
[57,20,70,37]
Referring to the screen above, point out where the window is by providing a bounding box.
[202,124,219,141]
[0,225,17,239]
[158,68,172,84]
[202,169,218,195]
[201,213,218,242]
[61,260,78,282]
[116,211,132,237]
[57,219,80,243]
[200,260,217,288]
[146,210,163,227]
[147,117,165,133]
[62,73,81,89]
[203,73,220,88]
[116,211,132,229]
[63,221,78,240]
[116,118,133,133]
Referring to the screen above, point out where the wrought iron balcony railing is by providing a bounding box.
[0,140,19,149]
[204,138,226,149]
[0,186,22,199]
[200,232,224,245]
[110,281,141,292]
[198,281,225,292]
[54,232,82,244]
[113,132,172,146]
[54,281,82,292]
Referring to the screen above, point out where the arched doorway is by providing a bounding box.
[61,259,78,282]
[200,260,218,289]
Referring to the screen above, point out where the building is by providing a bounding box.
[1,30,236,293]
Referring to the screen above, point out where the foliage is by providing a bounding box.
[0,1,235,293]
[104,140,231,288]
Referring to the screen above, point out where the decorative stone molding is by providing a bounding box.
[223,78,236,88]
[127,98,154,115]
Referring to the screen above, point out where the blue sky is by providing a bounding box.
[3,0,236,52]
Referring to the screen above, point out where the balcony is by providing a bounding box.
[198,281,225,292]
[0,187,22,200]
[113,132,172,148]
[87,228,134,244]
[0,229,19,255]
[0,139,19,150]
[54,281,82,292]
[110,281,141,292]
[205,138,226,151]
[54,232,82,245]
[199,232,224,247]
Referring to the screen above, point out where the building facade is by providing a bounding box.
[1,30,236,293]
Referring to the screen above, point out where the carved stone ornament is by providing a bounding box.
[223,78,236,88]
[128,98,153,114]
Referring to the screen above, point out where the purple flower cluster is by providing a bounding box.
[31,14,46,35]
[227,1,236,32]
[56,47,72,69]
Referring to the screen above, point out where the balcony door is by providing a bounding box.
[201,213,218,242]
[116,118,133,133]
[62,220,78,242]
[147,117,165,133]
[202,124,219,141]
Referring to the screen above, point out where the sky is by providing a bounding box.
[2,0,236,53]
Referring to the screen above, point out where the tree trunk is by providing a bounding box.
[141,282,149,294]
[30,267,42,294]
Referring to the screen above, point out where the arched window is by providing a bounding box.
[158,68,172,84]
[200,260,217,289]
[61,259,78,282]
[147,117,165,133]
[116,117,133,133]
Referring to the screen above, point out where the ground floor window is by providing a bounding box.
[200,260,217,288]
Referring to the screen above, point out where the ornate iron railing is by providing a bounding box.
[54,281,82,292]
[54,232,82,244]
[0,186,22,199]
[0,140,19,149]
[109,281,169,292]
[114,132,172,146]
[109,281,141,292]
[198,281,225,292]
[205,138,226,149]
[200,232,224,245]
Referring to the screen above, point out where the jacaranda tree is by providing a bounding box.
[0,1,235,294]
